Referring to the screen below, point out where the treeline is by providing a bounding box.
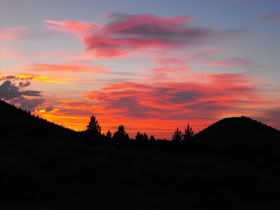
[83,115,195,143]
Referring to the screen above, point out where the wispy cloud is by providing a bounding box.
[194,57,251,69]
[15,73,74,84]
[45,13,252,58]
[45,19,97,36]
[0,27,26,43]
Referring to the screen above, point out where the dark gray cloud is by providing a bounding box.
[0,80,22,100]
[105,96,158,118]
[257,12,280,21]
[13,97,45,112]
[22,90,42,97]
[0,76,44,111]
[166,91,200,104]
[45,105,54,112]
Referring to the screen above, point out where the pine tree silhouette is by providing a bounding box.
[106,130,112,141]
[85,115,101,138]
[172,127,182,142]
[183,123,194,142]
[136,132,142,142]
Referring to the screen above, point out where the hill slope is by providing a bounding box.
[1,100,280,209]
[0,100,77,143]
[195,116,280,150]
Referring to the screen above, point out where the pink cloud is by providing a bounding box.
[86,73,259,121]
[47,14,237,58]
[0,27,25,43]
[36,69,277,137]
[84,14,211,57]
[45,20,97,36]
[0,48,19,59]
[46,14,252,58]
[259,108,280,130]
[153,58,192,74]
[78,72,268,137]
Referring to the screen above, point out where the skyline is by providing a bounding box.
[1,0,280,137]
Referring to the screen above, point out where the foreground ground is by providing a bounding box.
[0,140,279,210]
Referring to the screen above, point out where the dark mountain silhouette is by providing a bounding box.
[195,116,280,151]
[0,99,77,143]
[0,100,280,210]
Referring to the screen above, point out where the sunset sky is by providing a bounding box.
[1,0,280,138]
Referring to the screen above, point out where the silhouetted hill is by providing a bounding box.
[1,100,280,209]
[0,100,77,143]
[195,116,280,150]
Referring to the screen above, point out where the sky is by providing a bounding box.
[0,0,280,138]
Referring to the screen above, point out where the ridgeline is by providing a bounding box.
[0,100,279,210]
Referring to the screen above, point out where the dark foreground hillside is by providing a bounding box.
[196,116,280,150]
[0,100,78,143]
[0,100,280,210]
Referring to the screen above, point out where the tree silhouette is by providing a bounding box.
[85,115,101,138]
[2,97,280,209]
[136,132,142,142]
[143,133,148,142]
[183,123,194,142]
[150,135,156,142]
[135,132,148,142]
[172,127,182,142]
[113,125,129,142]
[106,130,112,141]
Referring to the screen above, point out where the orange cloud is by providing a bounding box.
[37,100,93,131]
[36,68,280,138]
[57,73,262,138]
[1,73,73,84]
[15,73,73,84]
[37,71,278,138]
[25,63,109,73]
